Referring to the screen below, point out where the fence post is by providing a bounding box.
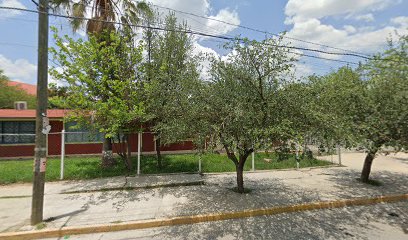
[251,150,255,172]
[60,129,65,180]
[337,144,342,166]
[296,142,300,169]
[137,132,141,175]
[198,155,202,173]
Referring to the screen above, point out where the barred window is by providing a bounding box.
[0,121,35,144]
[65,122,104,143]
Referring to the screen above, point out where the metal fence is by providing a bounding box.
[0,131,199,179]
[0,132,343,180]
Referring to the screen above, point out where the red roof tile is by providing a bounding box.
[0,109,66,119]
[7,81,37,96]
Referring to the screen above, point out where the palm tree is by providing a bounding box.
[51,0,151,34]
[51,0,151,167]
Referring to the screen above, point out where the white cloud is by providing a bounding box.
[282,0,408,79]
[149,0,240,37]
[354,13,375,22]
[0,0,26,19]
[285,0,398,24]
[206,8,240,35]
[0,55,36,84]
[145,0,241,80]
[288,18,348,45]
[288,18,408,54]
[284,0,407,58]
[192,42,218,80]
[391,16,408,28]
[48,66,68,87]
[343,25,357,34]
[292,62,313,79]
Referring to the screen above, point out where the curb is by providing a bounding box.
[1,193,407,240]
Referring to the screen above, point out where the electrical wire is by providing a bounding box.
[60,0,370,57]
[0,5,366,66]
[134,0,370,57]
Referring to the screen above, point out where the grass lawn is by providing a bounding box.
[0,153,332,184]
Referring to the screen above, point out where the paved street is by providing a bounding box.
[65,201,408,240]
[0,152,407,239]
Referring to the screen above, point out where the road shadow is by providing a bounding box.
[324,169,408,199]
[153,201,408,240]
[43,164,407,239]
[44,208,87,222]
[149,171,408,239]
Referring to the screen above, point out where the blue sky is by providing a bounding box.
[0,0,407,84]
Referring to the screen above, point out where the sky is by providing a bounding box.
[0,0,407,85]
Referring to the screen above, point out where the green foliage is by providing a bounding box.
[49,28,145,136]
[0,154,331,184]
[50,0,151,33]
[304,67,367,147]
[143,13,200,143]
[358,34,408,151]
[195,37,295,162]
[0,70,36,109]
[48,83,70,109]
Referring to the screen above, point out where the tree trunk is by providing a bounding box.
[155,137,162,169]
[125,134,132,170]
[360,149,377,183]
[236,164,244,193]
[102,136,115,168]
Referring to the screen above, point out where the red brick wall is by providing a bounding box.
[142,132,155,152]
[0,145,34,158]
[47,120,63,155]
[0,120,194,158]
[65,143,102,155]
[161,141,194,151]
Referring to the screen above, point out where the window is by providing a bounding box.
[65,122,104,143]
[0,121,35,144]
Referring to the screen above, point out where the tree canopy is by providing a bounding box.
[0,70,36,109]
[357,34,408,182]
[142,13,200,168]
[185,37,295,193]
[50,28,145,168]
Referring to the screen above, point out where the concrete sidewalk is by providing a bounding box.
[0,152,407,237]
[0,173,204,198]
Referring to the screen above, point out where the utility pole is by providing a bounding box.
[31,0,49,225]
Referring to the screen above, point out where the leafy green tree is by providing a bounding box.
[305,67,366,152]
[48,83,70,109]
[51,0,151,167]
[358,35,408,182]
[0,70,36,109]
[143,13,200,168]
[300,35,407,183]
[50,29,145,168]
[190,37,294,193]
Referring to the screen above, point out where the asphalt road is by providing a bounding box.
[1,152,406,239]
[52,201,408,240]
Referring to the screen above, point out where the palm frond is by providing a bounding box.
[70,1,87,32]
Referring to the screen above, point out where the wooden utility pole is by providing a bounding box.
[31,0,49,225]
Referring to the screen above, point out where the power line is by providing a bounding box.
[290,52,359,65]
[0,6,364,64]
[0,42,36,48]
[1,16,78,29]
[30,0,39,7]
[138,0,371,57]
[0,6,378,67]
[50,0,407,65]
[62,0,371,57]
